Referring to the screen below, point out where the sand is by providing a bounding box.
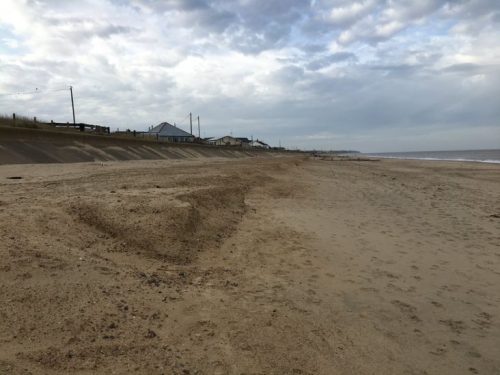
[0,156,499,374]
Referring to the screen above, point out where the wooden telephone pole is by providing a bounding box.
[69,86,76,125]
[189,112,193,135]
[197,116,200,138]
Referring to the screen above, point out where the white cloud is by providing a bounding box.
[328,0,377,25]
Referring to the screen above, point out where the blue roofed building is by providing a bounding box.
[148,122,194,143]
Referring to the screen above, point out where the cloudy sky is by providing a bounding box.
[0,0,499,151]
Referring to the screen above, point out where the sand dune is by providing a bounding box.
[0,156,499,374]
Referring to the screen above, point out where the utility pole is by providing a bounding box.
[69,86,76,125]
[197,116,200,138]
[189,112,193,135]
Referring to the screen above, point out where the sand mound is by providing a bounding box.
[0,157,319,375]
[69,183,247,263]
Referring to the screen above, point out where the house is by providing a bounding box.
[213,136,242,146]
[148,122,194,143]
[250,139,270,149]
[203,137,216,145]
[236,137,251,148]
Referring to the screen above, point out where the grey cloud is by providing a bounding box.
[218,0,311,53]
[271,65,305,86]
[442,63,483,73]
[299,43,328,53]
[367,63,427,78]
[223,24,291,54]
[323,0,379,27]
[406,50,442,65]
[440,63,500,77]
[131,0,208,12]
[193,8,235,32]
[1,0,499,151]
[386,0,448,21]
[96,25,135,38]
[445,0,500,19]
[36,15,137,44]
[128,0,500,53]
[129,0,236,34]
[306,52,357,70]
[326,0,494,45]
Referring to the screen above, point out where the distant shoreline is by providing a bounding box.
[362,149,500,164]
[363,155,500,164]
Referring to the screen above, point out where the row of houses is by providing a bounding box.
[146,122,271,149]
[205,136,270,149]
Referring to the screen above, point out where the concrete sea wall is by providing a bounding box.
[0,127,267,165]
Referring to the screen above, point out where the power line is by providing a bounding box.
[0,86,70,98]
[174,113,190,127]
[0,88,41,97]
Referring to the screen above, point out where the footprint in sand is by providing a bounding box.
[429,345,447,356]
[391,300,421,322]
[439,319,467,334]
[431,301,443,308]
[472,312,492,330]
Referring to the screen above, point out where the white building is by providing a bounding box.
[250,139,270,149]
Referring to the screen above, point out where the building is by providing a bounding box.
[212,136,242,146]
[250,139,270,149]
[203,137,216,145]
[236,137,251,148]
[148,122,194,143]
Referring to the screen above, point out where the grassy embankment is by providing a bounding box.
[0,114,43,129]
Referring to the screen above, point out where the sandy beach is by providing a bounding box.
[0,156,499,374]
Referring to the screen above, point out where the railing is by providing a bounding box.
[4,113,110,134]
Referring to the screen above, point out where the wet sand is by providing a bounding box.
[0,156,499,374]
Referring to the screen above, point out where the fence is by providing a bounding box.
[6,113,110,134]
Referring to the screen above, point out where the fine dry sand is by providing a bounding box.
[0,156,499,374]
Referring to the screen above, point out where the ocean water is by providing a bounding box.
[363,149,500,164]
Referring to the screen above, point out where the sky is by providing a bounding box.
[0,0,499,152]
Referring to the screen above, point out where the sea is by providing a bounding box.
[362,149,500,164]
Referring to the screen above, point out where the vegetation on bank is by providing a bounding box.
[0,114,42,129]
